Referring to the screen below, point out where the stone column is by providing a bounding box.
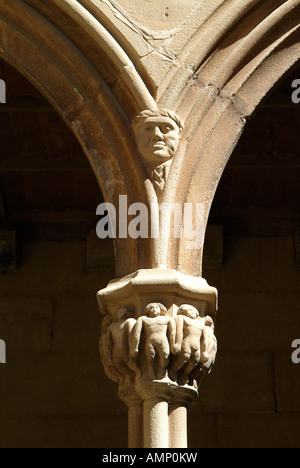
[128,401,143,448]
[98,269,218,448]
[168,405,187,448]
[143,398,169,448]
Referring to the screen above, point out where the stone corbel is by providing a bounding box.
[132,109,184,200]
[98,269,217,448]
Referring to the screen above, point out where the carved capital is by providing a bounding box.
[98,269,217,407]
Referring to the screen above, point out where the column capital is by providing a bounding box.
[98,269,217,407]
[98,268,217,320]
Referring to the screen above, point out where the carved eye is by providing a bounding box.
[144,126,152,132]
[163,125,174,133]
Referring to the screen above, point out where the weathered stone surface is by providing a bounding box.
[98,269,218,447]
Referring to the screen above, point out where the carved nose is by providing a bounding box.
[153,126,164,141]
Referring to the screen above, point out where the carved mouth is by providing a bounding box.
[153,142,166,149]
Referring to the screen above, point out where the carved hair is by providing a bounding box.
[178,304,199,317]
[132,108,184,132]
[144,302,168,316]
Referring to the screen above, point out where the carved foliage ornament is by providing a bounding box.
[132,109,184,196]
[100,302,217,404]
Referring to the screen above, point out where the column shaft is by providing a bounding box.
[168,404,188,448]
[128,403,143,448]
[143,398,169,448]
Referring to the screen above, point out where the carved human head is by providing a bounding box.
[132,109,184,166]
[101,314,112,329]
[145,303,168,318]
[115,307,134,321]
[204,316,214,329]
[178,304,199,320]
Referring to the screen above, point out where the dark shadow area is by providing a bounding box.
[197,65,300,448]
[0,60,124,448]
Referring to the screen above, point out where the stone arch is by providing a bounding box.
[158,0,299,108]
[0,0,299,279]
[0,0,157,277]
[163,1,300,276]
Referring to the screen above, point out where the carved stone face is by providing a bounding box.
[148,304,161,317]
[145,303,167,318]
[135,116,181,166]
[115,307,133,321]
[178,305,199,319]
[116,307,128,320]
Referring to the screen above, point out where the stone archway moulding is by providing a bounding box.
[0,0,299,448]
[0,0,156,277]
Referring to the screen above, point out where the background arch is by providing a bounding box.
[169,14,300,275]
[0,0,157,276]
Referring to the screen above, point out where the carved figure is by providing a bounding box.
[172,304,205,383]
[100,313,119,382]
[188,315,217,385]
[132,109,184,167]
[130,303,176,380]
[100,307,136,382]
[200,316,217,372]
[133,109,184,197]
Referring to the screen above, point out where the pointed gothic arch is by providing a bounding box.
[0,0,157,276]
[164,1,300,275]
